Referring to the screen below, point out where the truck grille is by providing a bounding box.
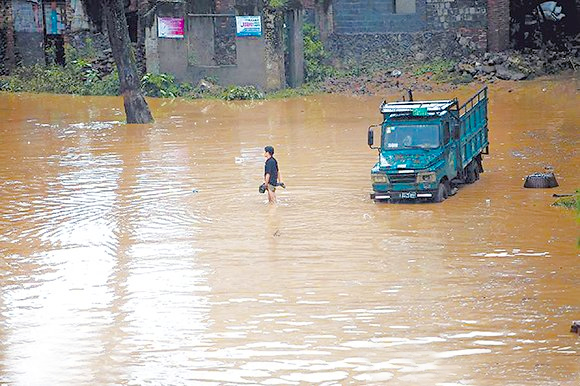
[389,173,417,184]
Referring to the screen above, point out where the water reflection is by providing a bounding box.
[1,77,579,385]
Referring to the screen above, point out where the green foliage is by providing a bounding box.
[413,59,456,77]
[65,40,98,64]
[267,0,288,9]
[88,70,120,95]
[303,23,335,83]
[267,83,320,98]
[221,85,264,100]
[553,195,577,209]
[141,73,181,98]
[0,77,9,91]
[551,189,580,248]
[1,62,119,95]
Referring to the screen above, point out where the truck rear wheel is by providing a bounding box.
[433,183,447,203]
[465,160,480,183]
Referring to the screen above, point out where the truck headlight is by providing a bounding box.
[416,172,436,183]
[371,174,389,183]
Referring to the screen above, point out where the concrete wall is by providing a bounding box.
[187,35,267,88]
[151,1,189,79]
[146,12,271,89]
[425,0,488,51]
[327,30,467,66]
[327,0,490,65]
[487,0,510,51]
[145,1,297,90]
[332,0,427,33]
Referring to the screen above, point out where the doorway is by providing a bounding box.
[284,9,304,88]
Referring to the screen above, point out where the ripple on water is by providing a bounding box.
[434,348,492,358]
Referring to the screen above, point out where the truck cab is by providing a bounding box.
[368,88,488,202]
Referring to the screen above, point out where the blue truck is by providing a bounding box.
[367,87,489,202]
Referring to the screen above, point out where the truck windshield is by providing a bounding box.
[382,123,440,150]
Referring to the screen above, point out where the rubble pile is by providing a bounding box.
[454,37,580,82]
[319,32,579,95]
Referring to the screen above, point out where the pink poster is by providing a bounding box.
[158,17,185,39]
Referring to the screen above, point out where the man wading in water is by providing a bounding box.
[263,146,281,204]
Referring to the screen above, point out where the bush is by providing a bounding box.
[1,61,120,96]
[88,70,120,95]
[413,59,457,82]
[267,83,319,98]
[222,85,264,100]
[303,23,335,82]
[141,72,182,98]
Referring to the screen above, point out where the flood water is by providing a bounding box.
[1,78,579,385]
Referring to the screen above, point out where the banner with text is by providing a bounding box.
[158,17,185,39]
[235,16,261,37]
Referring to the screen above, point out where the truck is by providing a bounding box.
[367,87,489,202]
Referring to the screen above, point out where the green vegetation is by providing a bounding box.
[552,194,578,210]
[141,73,184,98]
[0,23,338,99]
[413,59,457,82]
[267,0,288,8]
[267,83,319,98]
[303,23,334,83]
[222,85,264,100]
[0,62,120,95]
[552,190,580,248]
[1,42,120,95]
[0,37,271,101]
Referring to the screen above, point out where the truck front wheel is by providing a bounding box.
[433,183,448,203]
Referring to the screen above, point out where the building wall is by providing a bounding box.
[487,0,509,51]
[146,1,288,90]
[332,0,427,33]
[425,0,488,51]
[328,0,493,65]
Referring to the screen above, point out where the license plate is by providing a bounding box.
[401,192,417,199]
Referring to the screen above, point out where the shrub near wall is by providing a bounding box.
[0,62,120,95]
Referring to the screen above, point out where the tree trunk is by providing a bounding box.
[100,0,153,123]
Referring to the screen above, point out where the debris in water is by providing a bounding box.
[570,321,580,334]
[523,172,558,188]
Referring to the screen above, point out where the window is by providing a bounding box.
[383,124,440,149]
[394,0,416,15]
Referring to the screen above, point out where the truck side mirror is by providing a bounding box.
[368,128,374,147]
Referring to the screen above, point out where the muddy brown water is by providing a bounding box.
[1,78,579,385]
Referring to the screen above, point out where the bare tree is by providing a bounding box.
[99,0,153,123]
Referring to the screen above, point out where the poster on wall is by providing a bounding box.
[158,17,185,39]
[235,16,261,37]
[13,0,43,33]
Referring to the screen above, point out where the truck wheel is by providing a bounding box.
[466,161,479,183]
[433,183,447,203]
